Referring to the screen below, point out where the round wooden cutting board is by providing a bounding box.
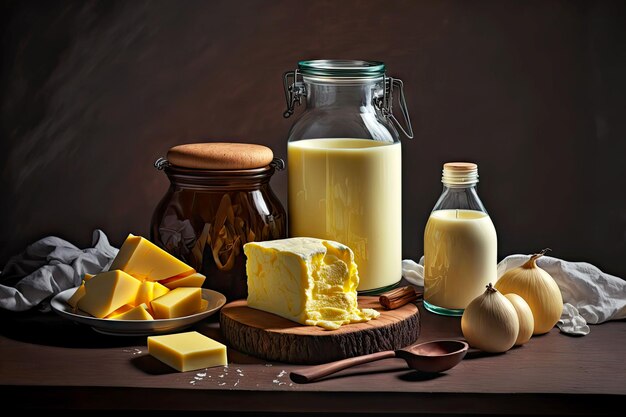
[219,296,420,364]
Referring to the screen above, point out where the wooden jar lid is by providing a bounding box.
[167,142,274,170]
[443,162,477,171]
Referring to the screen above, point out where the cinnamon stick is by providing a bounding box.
[379,286,421,310]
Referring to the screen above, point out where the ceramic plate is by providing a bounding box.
[50,287,226,336]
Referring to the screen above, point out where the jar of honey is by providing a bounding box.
[151,142,287,301]
[282,59,414,294]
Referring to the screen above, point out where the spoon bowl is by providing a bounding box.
[396,339,469,374]
[290,339,469,383]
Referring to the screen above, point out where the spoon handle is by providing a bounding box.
[290,350,396,383]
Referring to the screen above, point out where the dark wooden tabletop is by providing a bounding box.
[1,295,624,416]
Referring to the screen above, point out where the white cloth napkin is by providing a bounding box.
[402,255,626,336]
[0,230,118,312]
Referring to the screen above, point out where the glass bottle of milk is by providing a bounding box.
[423,162,497,316]
[282,60,414,294]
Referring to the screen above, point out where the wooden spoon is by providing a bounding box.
[290,339,469,383]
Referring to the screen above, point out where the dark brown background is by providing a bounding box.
[1,0,625,278]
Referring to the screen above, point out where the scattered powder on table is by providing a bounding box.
[272,369,288,386]
[187,364,295,388]
[189,368,208,385]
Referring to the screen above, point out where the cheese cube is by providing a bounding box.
[135,281,170,306]
[243,237,380,330]
[153,282,170,299]
[160,272,206,290]
[105,303,134,318]
[150,287,202,319]
[109,234,194,281]
[77,270,141,318]
[135,281,155,306]
[67,282,86,310]
[84,273,95,281]
[111,304,154,320]
[148,331,227,372]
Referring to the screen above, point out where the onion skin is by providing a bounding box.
[504,293,534,345]
[495,253,563,335]
[461,284,519,353]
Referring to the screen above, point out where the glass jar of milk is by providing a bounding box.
[423,162,497,316]
[282,60,413,294]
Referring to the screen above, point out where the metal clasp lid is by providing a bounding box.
[283,67,414,139]
[283,69,306,118]
[271,157,285,171]
[154,157,170,170]
[374,76,414,139]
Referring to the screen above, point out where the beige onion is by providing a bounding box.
[461,283,519,353]
[504,293,534,345]
[495,250,563,335]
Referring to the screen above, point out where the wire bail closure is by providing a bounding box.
[154,157,170,170]
[374,76,414,139]
[271,157,285,171]
[282,68,413,139]
[283,69,305,118]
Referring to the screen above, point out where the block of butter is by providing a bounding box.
[148,331,227,372]
[243,237,380,330]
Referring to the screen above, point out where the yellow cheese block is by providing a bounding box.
[109,234,194,281]
[135,281,171,306]
[111,303,154,320]
[77,270,142,318]
[105,303,134,318]
[84,273,95,281]
[243,237,380,330]
[161,272,206,290]
[150,287,202,319]
[135,281,155,305]
[148,331,227,372]
[67,282,86,310]
[153,282,170,298]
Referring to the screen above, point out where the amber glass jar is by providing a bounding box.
[151,143,287,301]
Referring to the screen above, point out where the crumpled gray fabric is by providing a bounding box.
[0,230,118,312]
[402,254,626,336]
